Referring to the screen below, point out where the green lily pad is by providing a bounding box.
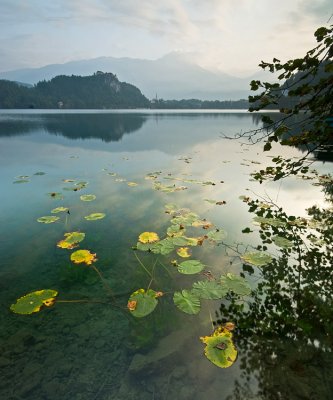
[253,216,286,227]
[84,213,106,221]
[164,203,178,214]
[173,290,201,314]
[10,289,58,315]
[273,235,294,248]
[57,232,85,249]
[150,238,175,255]
[51,207,69,213]
[167,224,184,237]
[13,179,30,184]
[206,230,226,243]
[220,273,251,296]
[34,172,46,175]
[80,194,96,202]
[192,281,228,299]
[171,212,200,226]
[177,260,205,275]
[241,251,273,267]
[37,216,60,224]
[128,289,158,318]
[200,327,237,368]
[47,192,64,200]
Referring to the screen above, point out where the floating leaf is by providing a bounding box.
[220,273,251,296]
[177,247,191,258]
[206,230,226,243]
[200,326,237,368]
[70,249,97,265]
[173,290,201,314]
[138,232,160,244]
[84,213,106,221]
[47,192,64,200]
[171,212,199,226]
[10,289,58,315]
[80,194,96,202]
[57,232,85,249]
[177,260,205,274]
[128,289,158,318]
[13,179,30,184]
[127,182,138,187]
[34,172,45,176]
[273,235,294,248]
[51,207,69,213]
[253,216,286,227]
[63,178,75,183]
[241,251,272,267]
[204,199,217,204]
[164,203,178,214]
[150,238,175,255]
[167,224,184,237]
[37,216,59,224]
[192,281,228,299]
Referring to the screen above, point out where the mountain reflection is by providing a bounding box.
[0,113,147,142]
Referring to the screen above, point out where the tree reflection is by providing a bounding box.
[216,178,333,400]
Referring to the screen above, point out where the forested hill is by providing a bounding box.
[0,72,150,109]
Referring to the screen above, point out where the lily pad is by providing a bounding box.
[150,238,175,255]
[10,289,58,315]
[167,224,184,237]
[13,179,30,184]
[70,249,97,265]
[206,230,226,243]
[80,194,96,202]
[241,251,272,267]
[84,213,106,221]
[34,172,46,176]
[51,207,69,213]
[177,247,191,258]
[37,216,60,224]
[138,232,160,244]
[177,260,205,275]
[200,326,237,368]
[273,236,294,248]
[173,290,201,314]
[57,232,85,249]
[127,182,138,187]
[220,273,251,296]
[192,281,228,300]
[253,216,286,227]
[128,289,158,318]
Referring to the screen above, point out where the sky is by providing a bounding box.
[0,0,332,76]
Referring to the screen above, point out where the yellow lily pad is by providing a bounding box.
[138,232,160,244]
[10,289,58,315]
[80,194,96,202]
[70,249,97,265]
[200,326,237,368]
[37,216,60,224]
[127,182,138,187]
[84,213,106,221]
[51,207,69,213]
[177,247,191,258]
[57,232,85,249]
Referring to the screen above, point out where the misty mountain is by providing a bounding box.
[0,53,264,100]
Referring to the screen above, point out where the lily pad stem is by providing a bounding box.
[134,252,152,278]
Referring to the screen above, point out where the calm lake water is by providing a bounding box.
[0,110,331,400]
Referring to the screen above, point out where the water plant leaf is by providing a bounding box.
[167,224,184,237]
[34,172,46,175]
[171,212,199,226]
[47,192,64,200]
[253,216,286,227]
[177,247,191,258]
[192,280,228,299]
[220,273,251,296]
[200,326,237,368]
[241,251,273,267]
[63,179,75,183]
[84,213,106,221]
[173,290,201,314]
[80,194,96,201]
[150,238,175,255]
[177,260,205,274]
[70,249,97,265]
[138,232,160,244]
[273,235,294,248]
[51,207,69,213]
[128,289,158,318]
[206,230,226,243]
[164,203,178,214]
[127,182,138,187]
[204,199,217,204]
[37,216,60,224]
[13,179,29,184]
[57,232,85,249]
[10,289,58,315]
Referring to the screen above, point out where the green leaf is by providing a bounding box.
[128,289,158,318]
[200,327,237,368]
[37,216,60,224]
[220,273,251,296]
[84,213,106,221]
[192,281,228,299]
[80,194,96,201]
[241,251,273,267]
[253,216,286,227]
[13,179,30,184]
[206,230,226,242]
[173,290,201,314]
[273,235,293,248]
[177,260,205,274]
[10,289,58,314]
[51,207,69,213]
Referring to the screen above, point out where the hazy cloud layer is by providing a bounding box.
[0,0,331,74]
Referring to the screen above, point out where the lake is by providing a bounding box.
[0,110,331,400]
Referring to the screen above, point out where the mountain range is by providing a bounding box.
[0,53,266,101]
